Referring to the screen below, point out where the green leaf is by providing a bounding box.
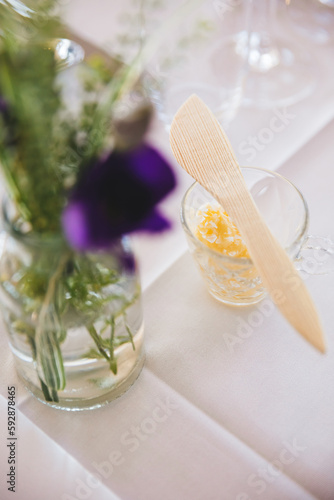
[109,316,117,375]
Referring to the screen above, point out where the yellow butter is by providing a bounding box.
[196,204,250,259]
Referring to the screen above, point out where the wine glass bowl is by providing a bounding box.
[227,0,318,108]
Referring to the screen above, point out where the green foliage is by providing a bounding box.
[0,1,141,404]
[4,246,139,402]
[0,3,112,233]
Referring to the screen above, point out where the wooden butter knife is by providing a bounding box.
[170,95,326,353]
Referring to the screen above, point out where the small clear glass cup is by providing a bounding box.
[181,167,334,306]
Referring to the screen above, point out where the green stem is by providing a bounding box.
[109,316,117,375]
[27,335,55,402]
[90,0,205,147]
[36,251,72,336]
[123,312,135,350]
[35,251,71,399]
[87,324,110,363]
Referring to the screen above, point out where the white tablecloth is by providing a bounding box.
[1,1,334,499]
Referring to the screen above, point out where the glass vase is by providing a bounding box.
[0,199,144,410]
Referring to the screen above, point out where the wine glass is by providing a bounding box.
[142,0,247,130]
[232,0,317,108]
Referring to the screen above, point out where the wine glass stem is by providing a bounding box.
[245,0,280,71]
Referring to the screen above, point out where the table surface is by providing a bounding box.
[1,2,334,499]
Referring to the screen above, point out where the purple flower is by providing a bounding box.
[62,144,176,250]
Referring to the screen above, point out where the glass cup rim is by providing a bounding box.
[180,166,310,266]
